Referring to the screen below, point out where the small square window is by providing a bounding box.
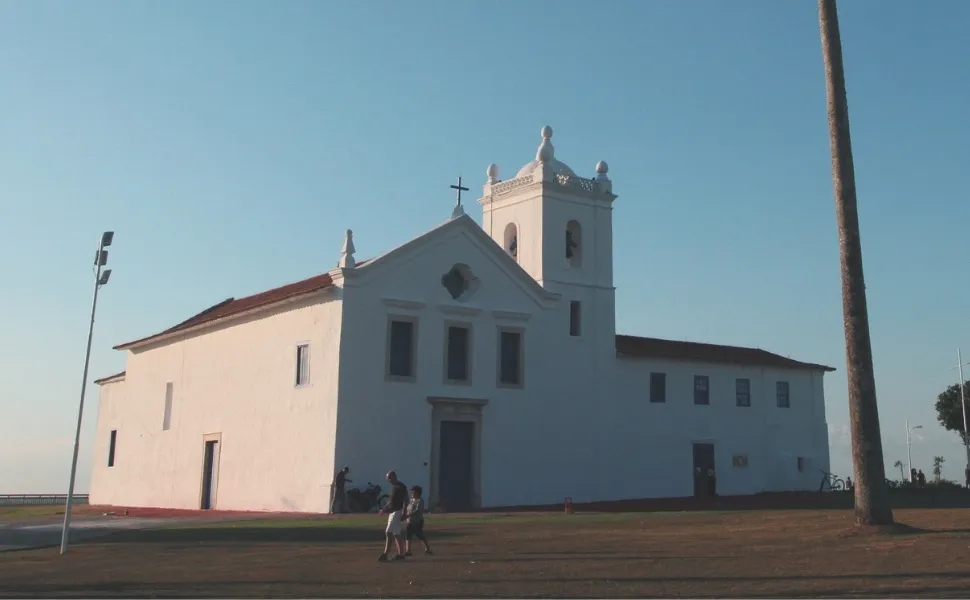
[733,454,749,468]
[649,372,666,403]
[693,375,710,405]
[776,381,790,408]
[295,344,310,386]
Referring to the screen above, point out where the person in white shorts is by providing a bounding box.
[378,470,408,562]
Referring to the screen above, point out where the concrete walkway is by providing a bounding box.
[0,515,229,552]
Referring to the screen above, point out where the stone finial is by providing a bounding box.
[594,160,612,194]
[338,229,356,269]
[486,163,499,184]
[595,160,609,177]
[536,125,555,162]
[451,203,466,220]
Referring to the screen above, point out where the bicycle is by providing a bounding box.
[818,469,845,492]
[347,482,390,513]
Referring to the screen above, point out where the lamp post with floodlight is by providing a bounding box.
[60,231,114,555]
[906,420,922,482]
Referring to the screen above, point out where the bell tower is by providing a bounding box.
[479,125,617,348]
[479,125,616,290]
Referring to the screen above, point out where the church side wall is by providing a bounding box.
[88,294,343,513]
[89,379,125,504]
[610,356,831,499]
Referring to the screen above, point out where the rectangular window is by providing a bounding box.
[693,375,710,405]
[388,319,416,379]
[498,329,524,387]
[649,372,666,403]
[445,325,471,382]
[107,429,117,467]
[776,381,790,408]
[735,378,751,407]
[733,454,749,468]
[569,301,581,337]
[797,456,806,472]
[295,344,310,386]
[162,382,174,430]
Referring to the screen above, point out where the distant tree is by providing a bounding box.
[933,456,945,482]
[934,381,970,444]
[893,460,904,481]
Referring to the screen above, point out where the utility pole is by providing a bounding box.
[951,349,970,473]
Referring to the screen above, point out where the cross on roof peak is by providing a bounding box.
[450,176,469,207]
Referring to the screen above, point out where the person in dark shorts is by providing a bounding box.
[404,485,432,556]
[378,470,408,562]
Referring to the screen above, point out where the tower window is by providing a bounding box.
[565,220,582,267]
[569,301,581,337]
[503,222,518,260]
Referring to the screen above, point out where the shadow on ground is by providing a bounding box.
[486,489,970,514]
[101,525,465,545]
[7,572,970,599]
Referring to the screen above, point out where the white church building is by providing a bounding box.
[89,126,834,514]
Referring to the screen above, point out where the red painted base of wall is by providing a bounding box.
[91,489,970,519]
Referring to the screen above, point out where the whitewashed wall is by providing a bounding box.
[608,356,830,500]
[88,293,343,513]
[333,218,831,510]
[334,221,611,509]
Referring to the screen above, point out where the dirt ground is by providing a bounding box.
[2,508,969,598]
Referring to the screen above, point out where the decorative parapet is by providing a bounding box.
[490,174,535,196]
[555,172,597,193]
[481,171,614,203]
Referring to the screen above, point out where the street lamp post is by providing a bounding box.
[948,349,970,477]
[60,231,114,555]
[906,420,922,482]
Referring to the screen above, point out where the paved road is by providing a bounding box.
[0,515,222,552]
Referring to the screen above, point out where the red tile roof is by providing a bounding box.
[114,272,336,350]
[107,262,832,375]
[615,334,835,372]
[93,371,126,385]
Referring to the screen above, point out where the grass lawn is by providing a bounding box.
[2,508,969,598]
[0,504,102,522]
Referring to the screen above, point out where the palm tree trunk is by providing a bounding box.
[818,0,894,526]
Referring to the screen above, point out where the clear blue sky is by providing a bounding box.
[2,0,969,493]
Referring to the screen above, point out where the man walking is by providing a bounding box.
[331,466,351,514]
[378,470,408,562]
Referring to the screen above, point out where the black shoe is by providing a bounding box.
[377,554,388,562]
[425,549,433,555]
[393,554,406,561]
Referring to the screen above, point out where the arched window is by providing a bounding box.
[503,222,518,261]
[565,220,582,267]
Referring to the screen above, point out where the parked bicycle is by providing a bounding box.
[346,482,389,513]
[818,469,846,492]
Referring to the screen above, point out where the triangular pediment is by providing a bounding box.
[350,214,559,308]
